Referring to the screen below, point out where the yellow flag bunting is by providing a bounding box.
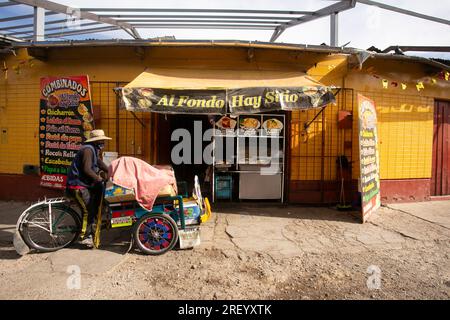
[373,69,449,92]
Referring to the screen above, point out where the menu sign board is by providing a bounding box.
[39,76,94,189]
[358,94,380,222]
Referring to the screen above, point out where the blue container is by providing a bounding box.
[215,175,233,200]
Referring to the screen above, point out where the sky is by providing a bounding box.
[1,0,449,58]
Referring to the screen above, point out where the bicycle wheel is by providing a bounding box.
[21,203,81,252]
[133,214,179,255]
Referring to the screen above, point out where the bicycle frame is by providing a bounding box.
[15,197,68,234]
[14,176,210,254]
[13,197,70,254]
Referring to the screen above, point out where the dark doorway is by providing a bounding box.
[431,100,450,196]
[157,114,212,196]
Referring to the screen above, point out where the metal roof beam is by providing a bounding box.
[382,45,450,53]
[81,8,315,15]
[125,19,285,24]
[0,33,25,42]
[23,25,120,39]
[0,1,20,7]
[33,6,44,41]
[330,12,338,46]
[11,0,142,39]
[123,27,140,39]
[282,0,356,28]
[97,14,297,21]
[356,0,450,26]
[270,0,356,42]
[269,27,284,42]
[0,18,89,31]
[0,11,56,23]
[130,24,275,30]
[7,21,102,35]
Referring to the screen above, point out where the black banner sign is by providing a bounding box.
[228,87,335,114]
[121,88,227,114]
[120,86,336,115]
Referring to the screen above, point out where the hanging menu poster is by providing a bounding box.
[39,76,94,189]
[358,94,380,222]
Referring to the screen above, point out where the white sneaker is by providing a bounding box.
[80,235,94,248]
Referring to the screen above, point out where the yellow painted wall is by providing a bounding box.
[0,81,40,173]
[353,92,433,180]
[346,58,447,181]
[0,45,449,185]
[289,55,449,183]
[0,45,330,174]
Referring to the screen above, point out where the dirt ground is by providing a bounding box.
[0,200,449,300]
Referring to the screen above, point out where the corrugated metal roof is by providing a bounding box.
[5,39,448,71]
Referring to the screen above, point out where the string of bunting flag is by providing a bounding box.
[366,66,449,92]
[1,58,35,80]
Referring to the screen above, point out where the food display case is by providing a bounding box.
[212,113,285,202]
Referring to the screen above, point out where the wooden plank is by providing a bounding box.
[444,101,450,194]
[284,111,291,203]
[437,102,444,195]
[431,101,438,196]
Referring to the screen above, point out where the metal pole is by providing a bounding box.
[33,6,45,41]
[330,12,338,46]
[357,0,450,26]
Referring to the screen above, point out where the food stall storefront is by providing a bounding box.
[118,67,337,203]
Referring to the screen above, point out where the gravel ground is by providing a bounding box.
[0,201,449,300]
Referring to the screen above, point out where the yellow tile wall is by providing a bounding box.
[0,83,40,174]
[0,81,153,174]
[352,91,434,180]
[290,89,433,182]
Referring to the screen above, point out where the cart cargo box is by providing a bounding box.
[175,200,201,226]
[105,183,177,203]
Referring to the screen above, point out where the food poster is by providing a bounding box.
[357,94,380,222]
[39,76,94,189]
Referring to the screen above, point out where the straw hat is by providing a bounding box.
[85,129,112,143]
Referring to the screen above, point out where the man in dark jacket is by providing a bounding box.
[66,129,111,247]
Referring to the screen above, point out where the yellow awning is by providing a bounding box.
[125,67,326,90]
[120,67,337,114]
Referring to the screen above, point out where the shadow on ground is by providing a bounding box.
[0,224,133,260]
[0,201,362,260]
[213,202,361,224]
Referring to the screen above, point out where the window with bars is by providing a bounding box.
[90,81,154,163]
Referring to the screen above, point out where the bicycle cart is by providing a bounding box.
[13,175,212,255]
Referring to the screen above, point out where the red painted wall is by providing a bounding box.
[380,179,431,203]
[0,174,62,201]
[288,179,432,204]
[0,175,437,204]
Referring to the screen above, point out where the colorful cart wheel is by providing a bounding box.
[133,214,179,255]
